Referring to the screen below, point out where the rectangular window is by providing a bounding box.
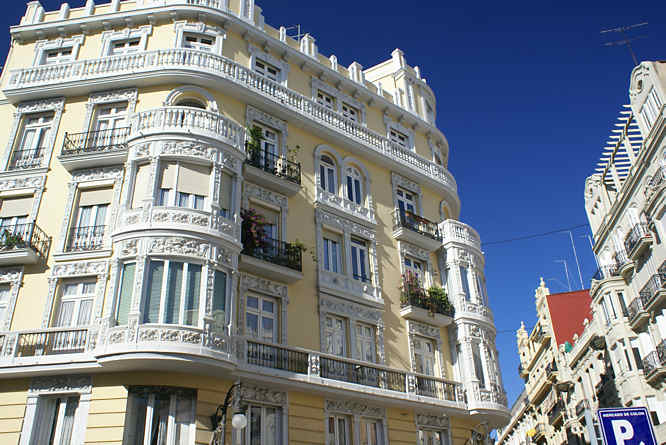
[219,172,233,218]
[323,234,341,274]
[132,164,150,209]
[601,297,612,326]
[110,38,140,55]
[246,294,278,343]
[413,336,436,376]
[425,101,435,124]
[183,33,214,52]
[630,338,644,370]
[32,396,80,445]
[0,196,31,243]
[0,284,10,327]
[317,90,336,110]
[324,315,347,357]
[459,266,470,301]
[639,87,663,132]
[472,343,486,387]
[419,429,449,445]
[476,274,488,305]
[360,418,384,445]
[249,123,280,172]
[254,58,280,82]
[69,188,111,251]
[144,261,202,326]
[396,188,416,216]
[617,292,628,317]
[389,128,408,149]
[158,162,210,209]
[55,281,95,328]
[42,47,73,65]
[116,263,135,325]
[341,103,359,122]
[328,415,351,445]
[9,112,53,170]
[404,257,425,284]
[123,387,196,445]
[243,404,282,445]
[351,238,369,283]
[91,102,128,144]
[212,270,227,330]
[355,322,376,363]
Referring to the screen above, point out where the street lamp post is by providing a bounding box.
[210,382,247,445]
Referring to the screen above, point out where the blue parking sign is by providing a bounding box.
[598,408,657,445]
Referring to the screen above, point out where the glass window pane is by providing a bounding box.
[144,261,164,323]
[262,300,274,313]
[164,262,184,324]
[184,264,201,326]
[212,271,226,327]
[250,406,262,445]
[247,296,258,309]
[246,313,258,337]
[116,263,135,325]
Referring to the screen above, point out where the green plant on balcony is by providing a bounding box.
[0,230,25,250]
[427,285,455,317]
[240,208,269,252]
[246,125,263,160]
[400,272,427,303]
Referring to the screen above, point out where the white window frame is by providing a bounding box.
[254,58,281,83]
[123,387,196,445]
[323,236,342,274]
[245,293,279,343]
[311,78,366,124]
[156,161,211,211]
[242,403,283,445]
[54,280,96,328]
[143,260,204,327]
[248,45,290,86]
[355,321,377,363]
[350,237,370,283]
[404,256,425,285]
[174,21,225,56]
[0,268,22,331]
[384,115,415,152]
[345,166,364,206]
[9,112,54,170]
[19,376,92,445]
[33,35,84,66]
[413,335,437,376]
[324,314,348,357]
[320,155,338,195]
[327,414,352,445]
[317,89,336,110]
[100,25,151,57]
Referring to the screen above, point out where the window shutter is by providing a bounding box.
[177,164,210,195]
[116,263,135,325]
[0,196,33,217]
[160,163,177,189]
[219,172,233,212]
[144,261,164,323]
[78,188,113,206]
[132,164,150,209]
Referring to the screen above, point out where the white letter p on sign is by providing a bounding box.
[612,419,635,445]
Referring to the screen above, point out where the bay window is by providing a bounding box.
[459,266,470,301]
[123,387,196,445]
[212,270,227,330]
[157,162,210,210]
[0,285,10,327]
[472,342,486,387]
[144,260,202,326]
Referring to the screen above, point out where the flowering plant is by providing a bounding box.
[241,208,269,251]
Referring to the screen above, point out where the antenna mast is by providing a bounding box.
[600,22,648,65]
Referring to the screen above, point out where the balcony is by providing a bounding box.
[315,187,376,225]
[624,223,652,260]
[59,127,130,171]
[592,264,620,281]
[439,219,481,251]
[548,400,565,425]
[0,223,50,265]
[244,339,465,406]
[614,249,634,276]
[7,148,45,170]
[628,295,650,329]
[639,271,666,312]
[244,145,301,196]
[392,209,442,251]
[318,267,382,305]
[644,165,666,204]
[546,362,558,382]
[3,49,457,204]
[66,225,105,252]
[643,341,666,384]
[240,237,303,283]
[399,275,453,327]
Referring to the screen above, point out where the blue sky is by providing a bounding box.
[2,0,665,408]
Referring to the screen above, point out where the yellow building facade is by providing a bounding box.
[0,1,509,444]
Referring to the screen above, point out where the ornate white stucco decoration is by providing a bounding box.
[29,375,92,394]
[81,88,138,132]
[325,400,385,418]
[240,383,286,405]
[416,413,449,429]
[148,237,210,258]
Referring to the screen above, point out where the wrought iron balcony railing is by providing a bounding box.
[415,374,459,401]
[320,356,407,392]
[642,341,666,376]
[0,222,50,259]
[62,127,130,156]
[245,144,301,185]
[66,225,105,252]
[7,148,44,170]
[614,249,630,268]
[628,294,649,322]
[624,223,651,256]
[639,272,666,306]
[247,341,308,373]
[393,209,441,240]
[241,236,302,272]
[14,327,89,357]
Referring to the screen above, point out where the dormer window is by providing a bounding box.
[390,128,408,148]
[317,90,336,110]
[254,59,280,82]
[44,47,73,64]
[183,33,214,52]
[110,38,140,55]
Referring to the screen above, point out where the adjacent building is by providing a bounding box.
[0,1,509,444]
[498,60,666,445]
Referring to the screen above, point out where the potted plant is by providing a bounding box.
[427,285,455,317]
[240,208,269,253]
[1,230,25,250]
[246,126,263,163]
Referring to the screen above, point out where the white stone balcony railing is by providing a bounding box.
[118,205,241,243]
[5,49,457,196]
[318,267,382,305]
[567,317,600,364]
[440,219,481,251]
[458,301,494,320]
[130,106,244,151]
[315,188,376,225]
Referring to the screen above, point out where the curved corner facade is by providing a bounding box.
[0,1,508,444]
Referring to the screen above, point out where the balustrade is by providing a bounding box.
[393,209,441,240]
[62,127,130,156]
[624,223,651,256]
[67,225,105,252]
[7,148,44,170]
[0,327,90,358]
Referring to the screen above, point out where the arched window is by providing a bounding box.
[346,166,363,205]
[175,99,206,109]
[320,155,337,194]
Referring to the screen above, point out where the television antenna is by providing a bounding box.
[601,22,648,65]
[284,25,305,41]
[554,260,572,292]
